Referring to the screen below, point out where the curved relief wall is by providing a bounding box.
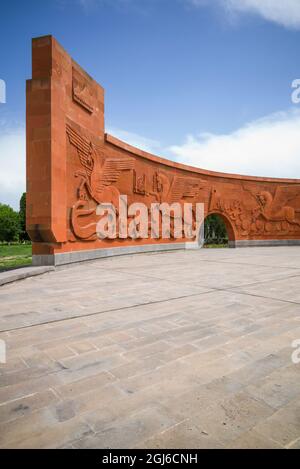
[26,36,300,266]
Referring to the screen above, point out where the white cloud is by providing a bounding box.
[106,127,162,154]
[78,0,300,29]
[190,0,300,29]
[0,126,25,210]
[167,109,300,179]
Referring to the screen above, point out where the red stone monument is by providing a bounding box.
[26,36,300,266]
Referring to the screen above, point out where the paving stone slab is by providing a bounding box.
[1,247,300,448]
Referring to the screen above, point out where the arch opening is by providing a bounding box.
[203,213,235,248]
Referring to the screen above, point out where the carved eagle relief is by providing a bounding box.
[243,182,300,226]
[66,124,135,204]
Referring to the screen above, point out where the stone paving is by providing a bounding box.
[0,247,300,448]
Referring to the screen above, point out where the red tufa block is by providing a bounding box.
[26,35,300,265]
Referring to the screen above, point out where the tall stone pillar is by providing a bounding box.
[26,35,104,257]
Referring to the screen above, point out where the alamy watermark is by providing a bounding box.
[92,196,205,246]
[0,78,6,104]
[291,79,300,104]
[0,339,6,364]
[291,339,300,365]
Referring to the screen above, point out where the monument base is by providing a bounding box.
[32,242,189,267]
[230,239,300,248]
[32,239,300,266]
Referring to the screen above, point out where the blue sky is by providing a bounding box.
[1,0,300,209]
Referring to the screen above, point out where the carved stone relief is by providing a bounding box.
[72,68,94,113]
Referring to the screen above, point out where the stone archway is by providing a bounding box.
[202,212,236,248]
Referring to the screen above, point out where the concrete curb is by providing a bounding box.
[0,266,55,287]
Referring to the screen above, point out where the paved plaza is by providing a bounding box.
[0,247,300,448]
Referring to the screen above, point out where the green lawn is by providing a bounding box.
[0,244,32,271]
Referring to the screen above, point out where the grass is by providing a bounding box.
[204,243,228,249]
[0,244,32,271]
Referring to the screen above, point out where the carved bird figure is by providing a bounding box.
[243,183,300,225]
[66,124,135,204]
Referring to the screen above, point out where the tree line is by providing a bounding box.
[0,193,29,243]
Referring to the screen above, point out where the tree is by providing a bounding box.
[204,214,228,244]
[19,193,30,241]
[0,203,21,242]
